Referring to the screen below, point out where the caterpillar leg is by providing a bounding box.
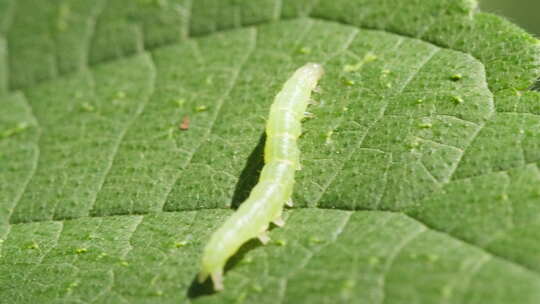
[198,266,224,291]
[285,199,294,207]
[258,231,270,244]
[304,112,315,119]
[272,217,285,227]
[210,269,224,291]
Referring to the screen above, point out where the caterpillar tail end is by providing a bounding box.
[272,217,285,227]
[258,232,271,244]
[198,268,224,291]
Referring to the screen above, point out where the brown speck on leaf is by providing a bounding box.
[179,116,190,131]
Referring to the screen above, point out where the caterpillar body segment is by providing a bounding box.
[198,63,324,291]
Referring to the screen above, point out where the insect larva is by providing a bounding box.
[198,63,324,291]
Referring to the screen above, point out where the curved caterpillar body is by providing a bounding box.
[198,63,324,291]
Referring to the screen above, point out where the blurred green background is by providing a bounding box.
[482,0,540,37]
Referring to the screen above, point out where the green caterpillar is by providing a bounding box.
[198,63,324,291]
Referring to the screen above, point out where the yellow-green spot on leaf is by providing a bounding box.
[450,74,463,81]
[418,121,432,129]
[343,52,377,72]
[298,47,311,54]
[120,261,129,267]
[116,91,127,99]
[86,233,98,240]
[325,130,334,145]
[452,96,464,104]
[75,248,88,254]
[1,122,29,139]
[343,63,361,73]
[364,52,378,62]
[28,241,39,250]
[275,239,287,246]
[342,78,355,86]
[175,241,189,248]
[173,98,186,107]
[195,105,209,112]
[407,137,421,149]
[416,98,424,104]
[81,102,95,112]
[501,193,509,201]
[97,252,108,260]
[66,281,80,293]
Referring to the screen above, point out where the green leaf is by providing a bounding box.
[1,0,540,302]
